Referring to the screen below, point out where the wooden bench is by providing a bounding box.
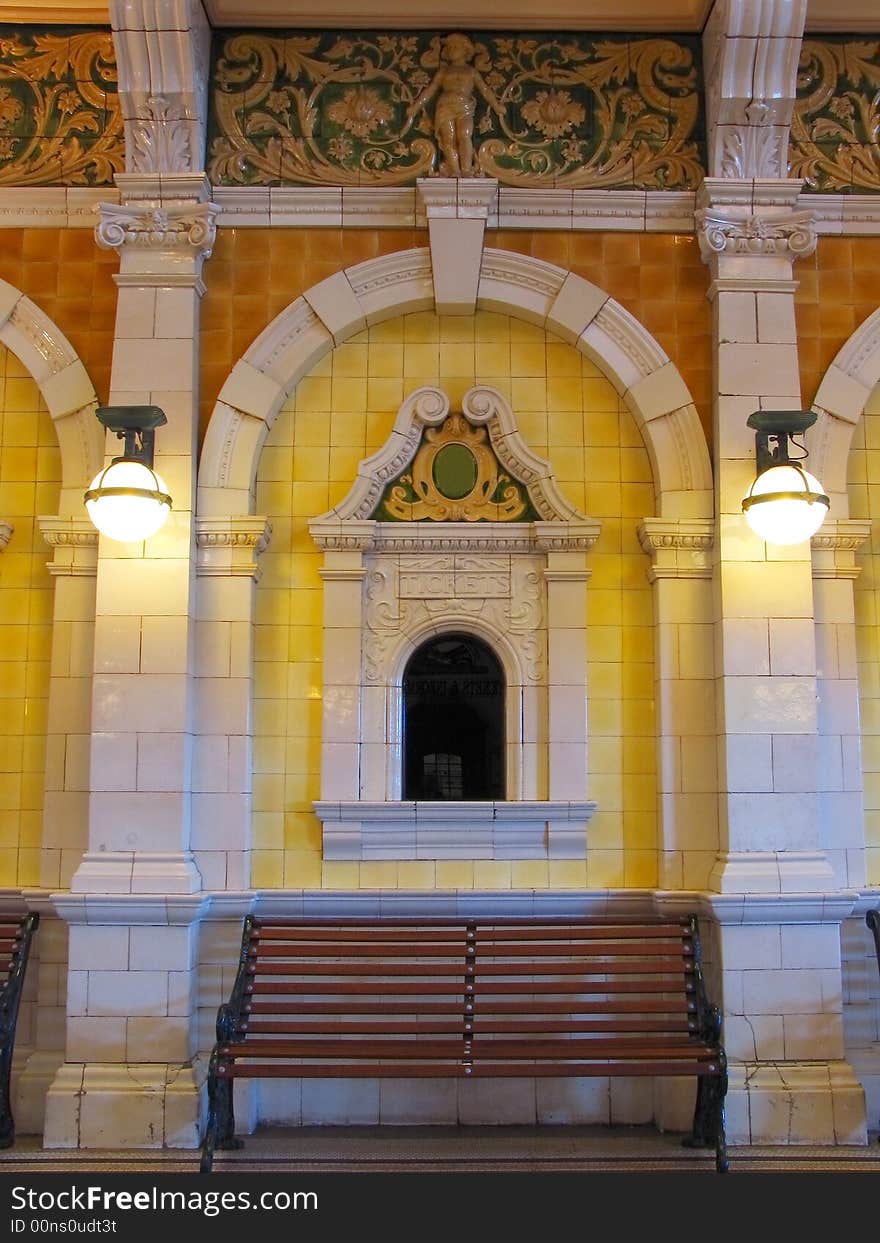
[200,913,728,1173]
[0,911,39,1148]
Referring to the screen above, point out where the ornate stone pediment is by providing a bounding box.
[313,383,591,537]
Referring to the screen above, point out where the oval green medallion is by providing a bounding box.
[432,443,478,500]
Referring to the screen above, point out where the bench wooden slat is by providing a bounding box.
[246,939,691,959]
[245,997,693,1015]
[244,1017,693,1035]
[247,958,693,977]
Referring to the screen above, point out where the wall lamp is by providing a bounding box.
[741,410,829,546]
[84,405,172,542]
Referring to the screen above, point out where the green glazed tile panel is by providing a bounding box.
[791,37,880,192]
[0,26,123,186]
[208,29,706,189]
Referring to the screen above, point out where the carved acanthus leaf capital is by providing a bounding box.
[127,95,197,176]
[695,206,817,261]
[94,200,219,264]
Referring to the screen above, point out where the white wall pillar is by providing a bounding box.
[44,153,218,1144]
[638,519,718,891]
[696,177,867,1144]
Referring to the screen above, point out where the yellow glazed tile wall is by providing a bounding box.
[0,344,58,887]
[252,311,657,890]
[852,381,880,886]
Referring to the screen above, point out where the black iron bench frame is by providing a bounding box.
[0,911,40,1148]
[200,913,728,1173]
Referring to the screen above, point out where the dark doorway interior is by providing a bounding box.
[403,633,505,800]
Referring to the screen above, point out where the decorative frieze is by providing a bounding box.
[0,27,123,187]
[207,29,704,190]
[195,516,272,579]
[791,38,880,193]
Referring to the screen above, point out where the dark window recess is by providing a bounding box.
[403,633,505,800]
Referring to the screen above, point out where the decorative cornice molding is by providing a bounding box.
[810,517,872,580]
[38,516,98,577]
[416,177,499,221]
[637,518,715,582]
[310,519,599,556]
[195,516,272,580]
[0,184,878,236]
[0,520,12,551]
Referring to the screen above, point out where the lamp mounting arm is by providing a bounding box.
[747,410,817,476]
[95,405,167,470]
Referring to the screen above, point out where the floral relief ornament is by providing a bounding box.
[207,29,704,189]
[789,38,880,192]
[0,28,123,186]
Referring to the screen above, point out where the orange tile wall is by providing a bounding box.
[797,236,880,408]
[0,230,119,405]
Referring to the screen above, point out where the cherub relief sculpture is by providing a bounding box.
[404,32,504,177]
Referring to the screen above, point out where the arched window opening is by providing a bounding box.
[403,633,505,800]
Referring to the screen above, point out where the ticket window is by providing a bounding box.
[403,633,505,801]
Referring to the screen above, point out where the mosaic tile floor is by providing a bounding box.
[2,1126,879,1174]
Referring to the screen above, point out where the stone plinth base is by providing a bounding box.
[43,1062,204,1149]
[725,1061,867,1145]
[14,1051,63,1137]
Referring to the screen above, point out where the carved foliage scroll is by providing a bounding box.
[0,26,123,186]
[790,37,880,192]
[208,29,705,190]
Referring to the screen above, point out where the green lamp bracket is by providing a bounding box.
[747,409,817,475]
[95,405,167,468]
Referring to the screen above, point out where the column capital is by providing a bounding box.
[195,515,273,580]
[810,517,873,579]
[38,515,98,577]
[695,178,816,286]
[94,198,219,289]
[0,519,12,551]
[637,517,714,582]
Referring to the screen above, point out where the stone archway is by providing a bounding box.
[197,246,712,519]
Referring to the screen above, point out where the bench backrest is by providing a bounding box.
[223,915,717,1068]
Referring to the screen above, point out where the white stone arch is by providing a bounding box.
[197,247,713,520]
[0,278,103,511]
[811,305,880,515]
